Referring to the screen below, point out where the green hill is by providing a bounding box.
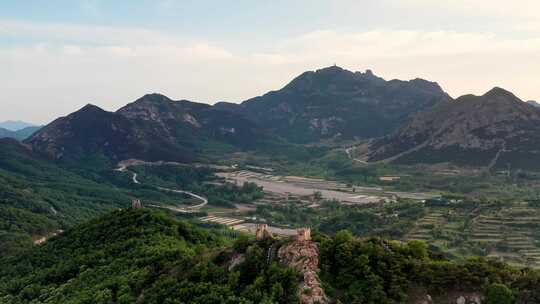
[0,138,134,255]
[0,209,298,304]
[1,209,539,303]
[0,138,267,256]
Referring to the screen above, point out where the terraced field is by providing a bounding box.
[406,208,446,241]
[404,202,540,268]
[471,203,540,268]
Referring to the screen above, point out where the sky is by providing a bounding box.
[1,0,540,124]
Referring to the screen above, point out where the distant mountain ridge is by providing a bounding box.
[0,120,37,131]
[367,87,540,170]
[0,126,41,140]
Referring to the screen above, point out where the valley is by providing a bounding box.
[5,2,540,302]
[2,65,540,303]
[114,161,540,269]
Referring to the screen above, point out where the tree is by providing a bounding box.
[485,283,514,304]
[408,240,428,260]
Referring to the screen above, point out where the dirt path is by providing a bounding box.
[487,143,506,170]
[344,146,368,164]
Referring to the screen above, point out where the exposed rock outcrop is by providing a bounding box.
[278,239,327,304]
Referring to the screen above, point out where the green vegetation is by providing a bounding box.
[0,140,263,256]
[222,146,540,201]
[0,209,298,304]
[130,164,265,208]
[2,209,540,303]
[486,283,514,304]
[252,197,540,268]
[317,231,540,303]
[253,199,425,239]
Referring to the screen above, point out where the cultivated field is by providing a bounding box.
[217,170,436,204]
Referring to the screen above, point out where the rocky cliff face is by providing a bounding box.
[278,240,328,304]
[238,66,451,143]
[368,87,540,170]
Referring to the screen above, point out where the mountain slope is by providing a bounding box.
[117,93,270,150]
[0,126,41,140]
[236,66,451,143]
[25,94,278,163]
[0,138,132,255]
[368,88,540,170]
[26,103,196,162]
[24,67,451,162]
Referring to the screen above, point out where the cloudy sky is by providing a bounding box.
[1,0,540,124]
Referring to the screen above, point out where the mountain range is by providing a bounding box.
[217,66,451,143]
[26,94,270,163]
[0,126,41,141]
[24,66,540,170]
[367,88,540,170]
[0,120,36,131]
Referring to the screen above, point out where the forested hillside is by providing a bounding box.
[0,139,266,256]
[0,209,299,304]
[1,209,539,303]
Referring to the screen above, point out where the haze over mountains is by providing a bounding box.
[0,126,41,141]
[0,120,41,140]
[24,66,540,170]
[0,120,36,131]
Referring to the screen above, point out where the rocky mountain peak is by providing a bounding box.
[527,100,540,107]
[282,65,358,92]
[482,87,520,102]
[408,78,444,93]
[78,103,106,114]
[134,93,173,104]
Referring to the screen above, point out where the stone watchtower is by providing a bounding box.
[256,224,273,241]
[296,228,311,242]
[131,199,142,209]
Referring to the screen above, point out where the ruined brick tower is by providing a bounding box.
[296,228,311,242]
[131,199,142,209]
[256,224,273,241]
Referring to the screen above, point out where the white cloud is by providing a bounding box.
[393,0,540,19]
[1,19,540,123]
[0,19,178,45]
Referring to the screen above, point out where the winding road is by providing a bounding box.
[116,164,208,212]
[344,146,368,164]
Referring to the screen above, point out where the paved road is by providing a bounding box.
[116,165,208,212]
[345,146,368,164]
